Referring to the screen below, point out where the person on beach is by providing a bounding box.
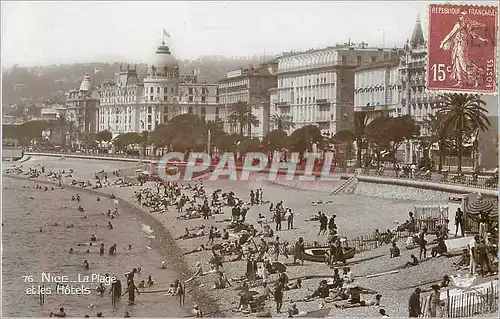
[318,213,328,235]
[286,209,294,230]
[274,207,282,231]
[455,208,464,237]
[84,260,90,269]
[294,237,305,265]
[419,228,428,259]
[328,215,337,232]
[431,237,448,257]
[123,279,140,305]
[109,244,117,255]
[273,236,281,261]
[379,309,390,317]
[176,281,185,306]
[123,311,130,318]
[108,221,114,230]
[207,226,215,246]
[428,284,444,317]
[50,307,67,317]
[274,281,284,313]
[192,304,203,317]
[408,288,422,317]
[389,242,401,258]
[100,243,105,255]
[404,254,419,268]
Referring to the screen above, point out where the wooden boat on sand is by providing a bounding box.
[302,247,356,263]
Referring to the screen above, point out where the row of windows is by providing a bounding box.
[279,52,336,71]
[146,86,175,94]
[220,79,249,88]
[279,72,335,88]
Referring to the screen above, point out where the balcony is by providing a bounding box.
[316,116,329,123]
[276,101,291,109]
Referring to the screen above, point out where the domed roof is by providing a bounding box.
[79,73,92,91]
[153,42,178,69]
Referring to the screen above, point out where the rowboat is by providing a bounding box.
[296,307,332,317]
[302,247,356,263]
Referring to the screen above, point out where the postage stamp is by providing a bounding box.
[427,3,498,94]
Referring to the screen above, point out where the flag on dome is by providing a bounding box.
[163,29,170,38]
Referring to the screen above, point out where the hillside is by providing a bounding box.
[2,55,275,106]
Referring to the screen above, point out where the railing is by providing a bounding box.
[25,150,162,161]
[359,168,499,190]
[344,231,407,253]
[420,282,498,318]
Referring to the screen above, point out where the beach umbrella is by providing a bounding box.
[466,199,494,215]
[272,261,286,273]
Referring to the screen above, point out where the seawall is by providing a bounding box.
[338,174,499,201]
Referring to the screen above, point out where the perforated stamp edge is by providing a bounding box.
[424,2,499,96]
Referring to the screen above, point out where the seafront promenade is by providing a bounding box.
[24,151,499,198]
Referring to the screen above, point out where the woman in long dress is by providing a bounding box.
[439,11,489,88]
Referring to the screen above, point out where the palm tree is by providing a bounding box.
[227,101,258,139]
[271,114,295,131]
[354,111,369,168]
[435,93,490,172]
[420,114,451,171]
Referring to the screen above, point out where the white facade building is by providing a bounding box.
[354,56,403,122]
[273,45,396,138]
[97,41,220,136]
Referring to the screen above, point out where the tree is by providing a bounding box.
[262,129,288,151]
[227,101,258,139]
[365,115,420,167]
[140,130,150,155]
[354,112,369,167]
[239,137,261,154]
[271,114,295,131]
[17,120,50,145]
[435,93,490,172]
[81,132,97,149]
[204,118,225,152]
[332,129,355,167]
[113,132,142,152]
[96,130,112,142]
[150,124,171,152]
[214,133,239,153]
[420,114,454,171]
[287,125,323,153]
[165,114,207,152]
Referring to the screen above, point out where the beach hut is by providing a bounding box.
[414,205,449,232]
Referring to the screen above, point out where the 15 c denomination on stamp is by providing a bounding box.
[427,3,498,94]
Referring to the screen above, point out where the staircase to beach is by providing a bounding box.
[331,174,358,195]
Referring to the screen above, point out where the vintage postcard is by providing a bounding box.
[427,3,498,94]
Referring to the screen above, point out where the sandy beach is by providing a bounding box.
[3,155,496,318]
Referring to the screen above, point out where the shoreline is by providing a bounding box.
[3,173,224,317]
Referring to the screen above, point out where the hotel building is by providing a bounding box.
[218,60,278,139]
[97,41,219,136]
[273,44,396,138]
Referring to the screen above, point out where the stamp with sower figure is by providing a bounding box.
[427,3,498,94]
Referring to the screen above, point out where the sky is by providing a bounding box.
[1,0,498,67]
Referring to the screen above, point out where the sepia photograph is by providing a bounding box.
[1,1,498,318]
